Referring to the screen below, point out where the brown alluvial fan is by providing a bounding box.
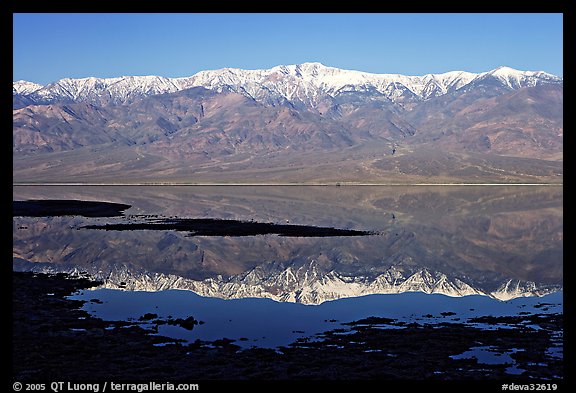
[13,63,563,183]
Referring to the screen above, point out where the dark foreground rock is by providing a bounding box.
[13,272,563,381]
[82,217,374,237]
[13,199,131,217]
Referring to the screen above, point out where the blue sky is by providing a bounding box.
[13,13,563,84]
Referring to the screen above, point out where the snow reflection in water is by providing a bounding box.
[71,289,562,349]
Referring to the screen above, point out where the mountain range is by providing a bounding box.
[12,184,562,304]
[12,258,560,305]
[13,63,563,183]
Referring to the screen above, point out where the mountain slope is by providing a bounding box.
[404,84,563,160]
[13,103,131,155]
[14,86,386,158]
[13,259,560,305]
[12,63,563,183]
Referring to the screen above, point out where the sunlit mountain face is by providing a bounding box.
[13,64,562,184]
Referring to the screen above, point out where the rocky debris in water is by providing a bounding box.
[82,217,375,237]
[468,314,563,330]
[13,271,563,381]
[169,316,199,330]
[138,313,159,321]
[344,316,397,326]
[212,338,239,349]
[150,315,200,330]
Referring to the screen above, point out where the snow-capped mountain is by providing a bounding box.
[13,63,562,108]
[17,75,187,106]
[182,63,480,109]
[478,66,562,90]
[13,258,560,305]
[13,80,44,95]
[97,264,560,303]
[13,62,564,182]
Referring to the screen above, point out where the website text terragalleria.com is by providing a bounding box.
[13,382,199,393]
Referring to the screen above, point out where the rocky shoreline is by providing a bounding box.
[13,271,563,381]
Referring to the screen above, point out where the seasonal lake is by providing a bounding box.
[12,185,563,377]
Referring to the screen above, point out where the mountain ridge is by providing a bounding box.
[12,258,560,305]
[13,63,562,108]
[13,63,563,183]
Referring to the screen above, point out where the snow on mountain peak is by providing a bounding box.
[13,256,560,305]
[478,66,562,89]
[13,80,44,95]
[491,65,522,74]
[13,63,562,107]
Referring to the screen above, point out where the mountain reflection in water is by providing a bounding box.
[13,185,562,304]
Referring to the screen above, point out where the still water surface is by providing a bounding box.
[13,185,563,347]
